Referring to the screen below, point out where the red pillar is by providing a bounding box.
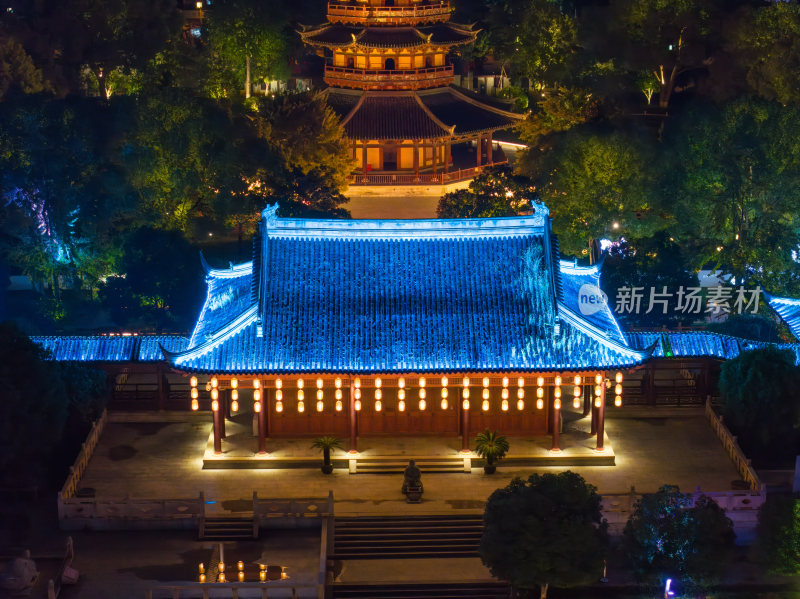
[475,136,482,166]
[212,407,223,455]
[550,387,560,452]
[219,392,226,439]
[596,380,606,451]
[257,400,267,454]
[348,381,358,453]
[582,384,591,417]
[486,133,493,164]
[460,395,470,452]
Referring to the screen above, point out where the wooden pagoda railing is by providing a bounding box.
[327,0,450,24]
[324,65,453,90]
[349,160,508,186]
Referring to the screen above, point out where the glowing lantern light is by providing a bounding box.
[517,398,525,410]
[211,388,219,401]
[231,378,238,389]
[554,386,562,398]
[536,397,544,410]
[501,399,509,411]
[259,570,267,582]
[297,399,305,413]
[537,376,544,387]
[231,389,238,401]
[462,377,470,387]
[254,389,261,402]
[482,399,490,411]
[482,388,490,400]
[574,375,581,386]
[238,561,244,572]
[573,396,581,409]
[518,388,525,400]
[254,379,261,389]
[219,562,225,573]
[398,377,406,389]
[274,379,281,389]
[355,389,362,411]
[191,387,199,399]
[441,376,448,387]
[296,389,303,401]
[335,377,342,388]
[375,389,382,400]
[594,385,602,397]
[297,379,304,389]
[615,383,623,396]
[555,375,562,387]
[440,397,449,410]
[335,389,342,400]
[238,571,245,583]
[218,573,226,583]
[482,377,490,388]
[595,397,602,408]
[355,398,362,411]
[375,399,382,412]
[595,374,603,385]
[276,400,283,413]
[190,376,198,388]
[615,395,622,407]
[212,399,219,412]
[316,378,323,389]
[536,387,543,398]
[462,387,470,399]
[398,389,406,400]
[335,399,343,412]
[317,389,323,400]
[419,389,426,400]
[419,377,426,388]
[231,399,239,412]
[354,378,361,388]
[254,400,261,413]
[554,398,561,410]
[191,399,199,411]
[211,377,218,388]
[316,400,324,412]
[462,398,470,410]
[501,388,509,400]
[419,398,426,410]
[199,573,206,583]
[502,376,509,388]
[615,371,623,384]
[375,377,382,388]
[276,389,283,401]
[205,382,211,392]
[398,399,406,412]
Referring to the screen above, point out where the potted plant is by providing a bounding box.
[475,429,509,474]
[311,436,342,474]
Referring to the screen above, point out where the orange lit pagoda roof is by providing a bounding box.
[300,22,476,49]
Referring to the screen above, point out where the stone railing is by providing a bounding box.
[254,491,335,523]
[349,161,508,186]
[57,408,108,504]
[705,397,762,491]
[145,582,321,599]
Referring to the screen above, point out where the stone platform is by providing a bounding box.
[201,413,615,470]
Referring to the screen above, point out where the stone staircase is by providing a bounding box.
[331,583,508,599]
[199,515,257,540]
[332,515,483,559]
[351,456,469,474]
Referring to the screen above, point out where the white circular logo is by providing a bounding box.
[577,283,608,316]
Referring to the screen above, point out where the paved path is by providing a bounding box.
[78,413,740,516]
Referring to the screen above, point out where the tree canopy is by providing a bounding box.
[754,494,800,576]
[437,165,536,219]
[480,471,607,598]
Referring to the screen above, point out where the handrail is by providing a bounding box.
[705,397,763,492]
[349,161,509,186]
[145,582,319,599]
[326,65,452,77]
[57,408,108,507]
[328,1,450,18]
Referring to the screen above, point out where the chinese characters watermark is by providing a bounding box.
[613,285,762,315]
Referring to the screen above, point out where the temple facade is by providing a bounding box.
[300,0,522,184]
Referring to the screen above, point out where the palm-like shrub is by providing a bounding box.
[311,436,342,473]
[475,429,510,473]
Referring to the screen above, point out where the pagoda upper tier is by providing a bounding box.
[326,0,452,27]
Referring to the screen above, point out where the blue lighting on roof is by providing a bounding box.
[31,335,189,363]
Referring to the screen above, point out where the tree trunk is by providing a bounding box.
[658,64,679,110]
[323,448,331,467]
[245,55,251,99]
[539,583,548,599]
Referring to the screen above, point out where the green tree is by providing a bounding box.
[725,2,800,106]
[718,347,800,463]
[667,100,800,292]
[474,429,509,474]
[437,165,536,219]
[754,494,800,576]
[0,37,50,98]
[624,485,735,590]
[204,0,289,99]
[486,0,577,88]
[480,471,607,598]
[310,436,342,474]
[516,86,598,151]
[528,127,667,256]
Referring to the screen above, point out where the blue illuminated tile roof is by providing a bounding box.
[767,295,800,342]
[558,260,626,346]
[625,331,800,363]
[166,204,648,374]
[31,335,189,363]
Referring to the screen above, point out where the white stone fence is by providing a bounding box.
[57,408,108,508]
[705,397,763,491]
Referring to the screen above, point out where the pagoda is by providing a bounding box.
[300,0,522,184]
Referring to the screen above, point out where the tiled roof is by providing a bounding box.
[418,88,520,135]
[302,23,474,48]
[767,295,800,341]
[338,92,450,140]
[558,260,626,346]
[32,335,189,362]
[166,204,648,374]
[190,260,254,347]
[624,330,800,363]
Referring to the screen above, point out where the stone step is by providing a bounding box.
[332,583,508,599]
[354,458,468,474]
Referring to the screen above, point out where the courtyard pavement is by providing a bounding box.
[77,409,741,516]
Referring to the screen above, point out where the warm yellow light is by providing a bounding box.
[253,389,261,402]
[536,376,544,387]
[419,399,426,410]
[375,399,382,412]
[191,399,199,411]
[218,573,226,583]
[335,377,342,388]
[354,377,361,388]
[199,573,206,583]
[518,377,525,387]
[297,379,304,389]
[237,561,244,572]
[555,375,562,387]
[191,387,198,399]
[398,389,406,400]
[276,400,283,413]
[196,1,203,9]
[595,374,603,385]
[375,377,382,388]
[375,389,382,400]
[501,388,509,399]
[205,382,211,392]
[594,397,601,408]
[254,400,261,413]
[574,375,581,386]
[211,388,219,401]
[316,400,324,412]
[482,388,490,400]
[536,387,543,398]
[276,389,283,401]
[518,388,525,399]
[501,399,509,411]
[211,377,218,388]
[441,376,448,387]
[335,399,343,411]
[441,387,448,398]
[462,388,470,399]
[554,387,561,398]
[298,400,305,413]
[462,377,470,387]
[482,377,490,388]
[231,399,239,412]
[615,371,623,384]
[231,389,238,400]
[238,571,245,582]
[335,389,342,400]
[536,398,544,410]
[441,398,448,410]
[615,395,622,407]
[190,376,198,388]
[594,385,602,396]
[517,398,525,411]
[502,376,509,387]
[573,386,581,397]
[554,398,561,410]
[316,378,323,389]
[482,399,489,411]
[462,398,470,410]
[419,377,426,388]
[355,399,362,411]
[259,570,267,582]
[573,397,581,409]
[419,388,426,399]
[274,379,281,389]
[253,379,261,389]
[615,383,623,395]
[231,378,238,389]
[211,398,219,412]
[354,388,361,400]
[317,389,323,400]
[398,399,406,412]
[398,377,405,388]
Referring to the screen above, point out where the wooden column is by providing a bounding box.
[219,393,226,439]
[583,384,591,417]
[413,142,419,179]
[460,394,470,451]
[212,407,223,455]
[475,136,482,166]
[432,142,438,175]
[257,399,267,454]
[445,141,451,173]
[156,366,166,410]
[361,144,368,176]
[550,387,560,452]
[348,381,358,453]
[596,380,606,451]
[486,133,493,164]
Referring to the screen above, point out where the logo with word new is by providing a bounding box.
[578,284,608,316]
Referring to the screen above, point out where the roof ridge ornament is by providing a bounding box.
[262,204,279,226]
